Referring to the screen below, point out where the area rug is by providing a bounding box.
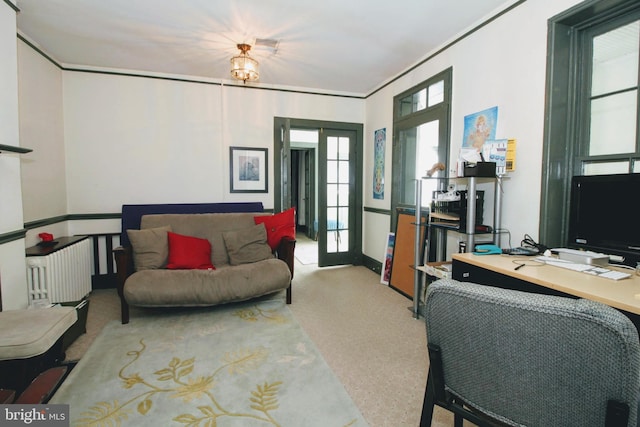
[50,298,368,427]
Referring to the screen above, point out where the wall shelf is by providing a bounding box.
[0,144,32,154]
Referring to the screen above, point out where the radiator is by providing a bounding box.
[26,237,92,304]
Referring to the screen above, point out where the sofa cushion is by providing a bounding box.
[124,258,291,307]
[222,224,273,266]
[127,225,172,271]
[166,232,215,270]
[141,213,265,267]
[254,208,296,250]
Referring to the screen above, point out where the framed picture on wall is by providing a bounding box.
[229,147,268,193]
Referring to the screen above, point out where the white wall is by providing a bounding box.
[0,3,28,309]
[62,73,364,214]
[12,62,363,307]
[362,0,583,262]
[18,40,67,225]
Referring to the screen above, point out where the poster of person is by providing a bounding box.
[373,128,385,200]
[463,106,498,153]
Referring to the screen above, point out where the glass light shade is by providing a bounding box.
[230,54,259,82]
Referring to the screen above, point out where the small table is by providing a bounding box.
[25,235,88,257]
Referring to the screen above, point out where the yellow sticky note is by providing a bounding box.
[506,139,516,172]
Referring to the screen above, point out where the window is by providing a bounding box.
[391,68,452,231]
[397,80,446,118]
[581,17,640,173]
[290,129,318,144]
[540,0,640,248]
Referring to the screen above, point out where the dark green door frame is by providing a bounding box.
[273,117,363,266]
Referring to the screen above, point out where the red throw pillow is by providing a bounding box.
[254,208,296,250]
[166,232,215,270]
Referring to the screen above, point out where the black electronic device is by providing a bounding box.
[463,161,496,177]
[568,173,640,267]
[502,247,539,256]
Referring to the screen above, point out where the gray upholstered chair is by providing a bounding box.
[421,278,640,427]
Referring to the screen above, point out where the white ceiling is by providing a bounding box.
[15,0,514,95]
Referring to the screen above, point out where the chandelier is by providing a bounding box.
[230,43,259,83]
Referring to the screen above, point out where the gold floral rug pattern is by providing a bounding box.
[51,298,368,426]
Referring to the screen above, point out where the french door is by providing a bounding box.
[274,117,362,267]
[318,129,357,266]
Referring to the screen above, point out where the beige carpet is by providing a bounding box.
[294,232,318,264]
[65,257,460,426]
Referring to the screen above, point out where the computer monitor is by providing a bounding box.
[567,173,640,267]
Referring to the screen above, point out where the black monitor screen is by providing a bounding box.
[568,173,640,265]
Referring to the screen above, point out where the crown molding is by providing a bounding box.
[2,0,19,13]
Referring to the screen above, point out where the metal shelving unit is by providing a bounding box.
[410,175,504,318]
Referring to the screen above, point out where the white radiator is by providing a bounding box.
[26,237,92,304]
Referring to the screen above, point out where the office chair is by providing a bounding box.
[421,279,640,427]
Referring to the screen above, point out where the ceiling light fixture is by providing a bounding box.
[230,43,259,83]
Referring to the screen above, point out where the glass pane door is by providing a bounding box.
[399,119,442,207]
[319,129,356,266]
[326,136,350,253]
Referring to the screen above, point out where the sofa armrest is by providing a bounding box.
[113,246,134,283]
[276,236,296,304]
[113,246,134,323]
[276,236,296,278]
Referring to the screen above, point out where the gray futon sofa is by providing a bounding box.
[114,211,295,324]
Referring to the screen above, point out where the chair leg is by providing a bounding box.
[121,299,130,324]
[420,373,436,427]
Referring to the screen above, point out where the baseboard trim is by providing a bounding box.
[92,274,116,290]
[362,254,382,275]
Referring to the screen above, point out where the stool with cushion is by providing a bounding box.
[0,306,76,394]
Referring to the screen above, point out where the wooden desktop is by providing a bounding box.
[451,252,640,327]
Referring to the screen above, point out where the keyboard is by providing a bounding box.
[503,247,539,256]
[535,256,631,281]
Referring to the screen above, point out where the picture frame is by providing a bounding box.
[381,232,395,285]
[373,128,385,200]
[229,147,268,193]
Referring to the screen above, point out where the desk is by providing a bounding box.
[451,253,640,327]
